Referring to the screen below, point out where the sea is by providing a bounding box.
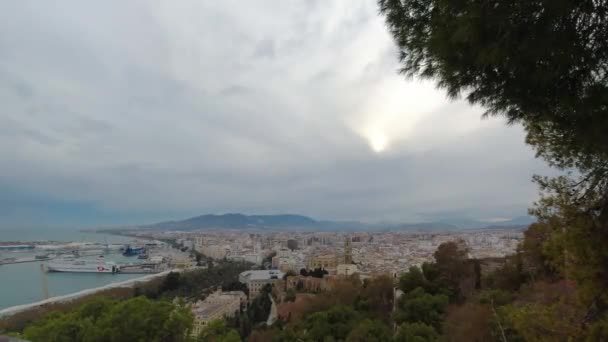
[0,227,148,310]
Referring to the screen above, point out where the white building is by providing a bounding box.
[238,269,285,298]
[228,253,263,265]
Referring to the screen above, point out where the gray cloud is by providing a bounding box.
[0,1,552,226]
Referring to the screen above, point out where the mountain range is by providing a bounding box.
[139,213,534,232]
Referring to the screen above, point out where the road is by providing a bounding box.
[266,294,277,326]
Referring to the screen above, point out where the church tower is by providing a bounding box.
[344,236,353,264]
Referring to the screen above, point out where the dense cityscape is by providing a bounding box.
[2,0,607,340]
[116,227,523,337]
[134,228,522,277]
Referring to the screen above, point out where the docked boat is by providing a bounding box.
[45,258,120,273]
[122,246,145,257]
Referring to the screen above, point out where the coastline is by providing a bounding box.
[0,269,178,319]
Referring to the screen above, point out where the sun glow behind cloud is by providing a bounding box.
[369,133,388,152]
[352,77,445,153]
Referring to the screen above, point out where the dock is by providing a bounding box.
[0,257,51,265]
[118,263,166,274]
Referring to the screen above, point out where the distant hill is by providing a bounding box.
[146,213,318,230]
[137,213,534,232]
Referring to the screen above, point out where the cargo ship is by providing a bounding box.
[45,258,120,273]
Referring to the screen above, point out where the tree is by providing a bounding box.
[519,222,560,280]
[394,322,439,342]
[588,315,608,341]
[530,177,608,304]
[160,271,181,293]
[246,328,278,342]
[22,296,193,342]
[394,287,448,329]
[221,281,248,294]
[442,303,494,342]
[162,261,251,299]
[292,306,361,341]
[484,256,526,292]
[399,266,428,294]
[433,241,474,299]
[398,264,449,297]
[378,0,608,173]
[198,319,241,342]
[345,319,392,342]
[310,267,328,278]
[379,0,608,322]
[499,300,586,341]
[359,275,394,320]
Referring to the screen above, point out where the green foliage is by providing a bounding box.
[531,176,608,305]
[433,241,474,300]
[399,266,427,293]
[267,278,395,341]
[394,287,448,330]
[477,289,513,307]
[161,271,181,293]
[22,296,193,342]
[250,284,273,322]
[357,275,395,320]
[274,306,360,341]
[587,314,608,342]
[309,267,329,278]
[379,0,608,330]
[345,319,392,342]
[378,0,608,173]
[227,284,272,338]
[198,320,241,342]
[519,222,560,279]
[191,250,207,266]
[498,301,585,342]
[398,264,450,297]
[483,256,526,292]
[162,261,251,299]
[394,322,439,342]
[221,281,248,295]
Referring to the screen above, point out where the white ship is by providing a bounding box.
[45,257,120,273]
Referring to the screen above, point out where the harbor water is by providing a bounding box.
[0,228,149,310]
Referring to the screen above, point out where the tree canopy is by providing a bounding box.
[198,320,241,342]
[379,0,608,336]
[378,0,608,173]
[21,296,193,342]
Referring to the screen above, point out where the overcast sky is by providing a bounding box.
[0,1,552,228]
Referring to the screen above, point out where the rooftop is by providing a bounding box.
[239,269,285,281]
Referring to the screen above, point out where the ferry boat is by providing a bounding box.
[45,258,120,273]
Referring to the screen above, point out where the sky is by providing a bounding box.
[0,1,553,228]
